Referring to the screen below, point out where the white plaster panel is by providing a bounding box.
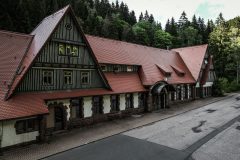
[83,97,93,118]
[119,94,126,111]
[103,95,111,114]
[1,120,39,148]
[133,93,139,108]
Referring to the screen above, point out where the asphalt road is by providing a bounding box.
[43,95,240,160]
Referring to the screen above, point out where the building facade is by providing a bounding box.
[0,5,215,149]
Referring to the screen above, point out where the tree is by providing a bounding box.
[148,14,154,23]
[165,19,171,33]
[178,11,189,29]
[129,11,137,25]
[153,30,172,49]
[216,13,225,26]
[139,12,143,21]
[144,10,149,21]
[191,14,198,30]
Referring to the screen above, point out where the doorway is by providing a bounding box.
[54,107,64,131]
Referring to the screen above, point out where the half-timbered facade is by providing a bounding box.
[0,5,215,149]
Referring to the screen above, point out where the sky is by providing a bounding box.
[109,0,240,25]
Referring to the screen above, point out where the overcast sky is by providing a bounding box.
[109,0,240,25]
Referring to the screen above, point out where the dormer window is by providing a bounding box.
[204,59,208,64]
[114,65,120,72]
[101,65,107,71]
[127,66,133,72]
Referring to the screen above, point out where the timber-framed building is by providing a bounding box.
[0,5,215,148]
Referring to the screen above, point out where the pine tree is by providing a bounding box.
[148,14,154,23]
[216,13,225,26]
[178,11,189,29]
[165,19,171,33]
[191,14,198,30]
[144,10,149,21]
[198,17,206,43]
[170,17,178,37]
[139,12,143,21]
[129,11,137,25]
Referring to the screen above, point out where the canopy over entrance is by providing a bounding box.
[151,81,175,95]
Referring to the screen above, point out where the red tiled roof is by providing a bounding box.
[0,72,145,120]
[86,35,195,85]
[172,44,208,81]
[0,30,33,98]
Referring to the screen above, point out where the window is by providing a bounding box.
[59,44,65,55]
[114,65,120,72]
[71,99,83,118]
[59,44,79,56]
[15,118,39,134]
[138,93,145,107]
[111,95,119,112]
[127,66,133,72]
[43,70,53,85]
[66,45,71,55]
[101,65,107,71]
[126,93,133,109]
[72,46,78,56]
[81,72,90,84]
[93,96,103,114]
[64,71,73,85]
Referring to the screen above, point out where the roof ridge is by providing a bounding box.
[0,30,33,38]
[172,44,208,50]
[31,5,70,34]
[86,34,174,53]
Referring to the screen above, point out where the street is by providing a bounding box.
[43,94,240,160]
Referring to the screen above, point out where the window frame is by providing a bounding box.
[110,95,120,112]
[81,71,90,85]
[71,46,79,57]
[66,45,71,55]
[42,70,54,86]
[15,118,39,134]
[125,93,133,109]
[64,70,73,85]
[58,43,65,56]
[71,98,83,119]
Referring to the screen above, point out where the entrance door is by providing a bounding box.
[54,107,64,131]
[155,95,161,110]
[160,94,165,109]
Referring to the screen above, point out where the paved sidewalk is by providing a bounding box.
[0,93,237,160]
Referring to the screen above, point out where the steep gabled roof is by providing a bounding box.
[172,44,208,81]
[0,30,33,99]
[6,5,110,99]
[86,35,195,85]
[5,5,69,99]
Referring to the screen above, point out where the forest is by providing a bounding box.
[0,0,240,93]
